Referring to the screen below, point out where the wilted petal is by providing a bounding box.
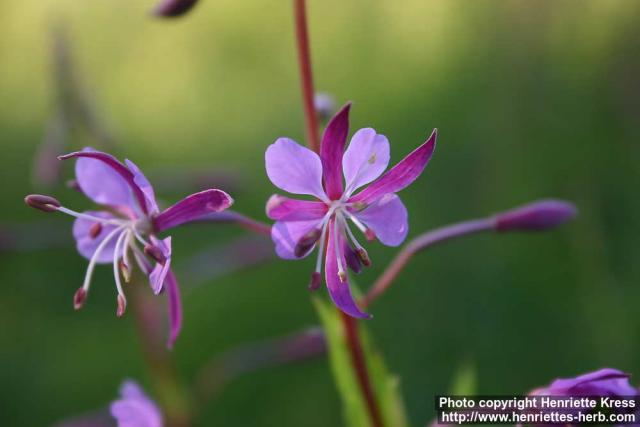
[354,194,408,247]
[149,236,172,295]
[271,219,322,260]
[165,270,182,349]
[72,211,121,263]
[320,103,351,199]
[125,160,159,215]
[325,220,370,319]
[110,380,163,427]
[265,138,327,200]
[342,128,390,195]
[350,129,437,204]
[153,189,233,232]
[266,194,327,221]
[61,149,149,214]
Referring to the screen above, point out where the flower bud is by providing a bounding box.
[24,194,61,213]
[152,0,198,17]
[73,288,87,310]
[308,272,321,291]
[116,295,127,317]
[314,92,336,122]
[493,199,577,232]
[294,228,321,258]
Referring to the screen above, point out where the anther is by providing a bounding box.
[73,288,87,310]
[308,271,321,291]
[89,223,103,239]
[356,248,372,267]
[24,194,61,213]
[120,261,131,283]
[294,228,322,258]
[116,295,127,317]
[365,229,376,241]
[144,244,166,265]
[338,270,347,283]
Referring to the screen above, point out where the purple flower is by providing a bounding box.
[25,148,233,347]
[526,368,640,426]
[265,103,437,318]
[530,368,638,398]
[110,380,163,427]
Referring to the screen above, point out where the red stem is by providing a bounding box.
[341,312,384,427]
[293,0,320,153]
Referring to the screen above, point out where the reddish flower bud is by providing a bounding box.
[73,288,87,310]
[494,199,577,232]
[152,0,198,17]
[24,194,61,213]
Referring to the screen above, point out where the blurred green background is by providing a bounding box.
[1,0,639,425]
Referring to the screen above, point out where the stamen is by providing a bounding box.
[57,206,125,226]
[89,223,103,239]
[73,287,87,310]
[81,225,127,292]
[131,244,153,275]
[112,230,128,305]
[313,213,332,275]
[343,210,372,239]
[294,228,322,258]
[121,231,133,282]
[144,244,166,265]
[24,194,61,212]
[308,271,321,291]
[333,219,346,282]
[116,294,127,317]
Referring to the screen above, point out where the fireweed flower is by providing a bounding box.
[25,148,233,347]
[110,380,163,427]
[265,103,437,318]
[530,368,638,398]
[524,368,640,426]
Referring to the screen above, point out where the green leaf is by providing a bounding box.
[313,296,410,427]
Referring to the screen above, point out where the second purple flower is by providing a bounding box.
[265,103,437,318]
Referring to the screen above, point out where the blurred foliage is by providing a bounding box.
[0,0,639,426]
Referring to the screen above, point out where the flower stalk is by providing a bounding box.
[292,2,384,425]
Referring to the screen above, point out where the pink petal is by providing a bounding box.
[124,160,159,215]
[72,211,121,263]
[320,103,351,199]
[266,194,327,221]
[265,138,327,200]
[271,219,323,260]
[61,149,150,215]
[153,189,233,232]
[165,269,182,349]
[354,193,408,247]
[325,220,370,319]
[148,236,172,294]
[342,128,390,196]
[350,129,437,204]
